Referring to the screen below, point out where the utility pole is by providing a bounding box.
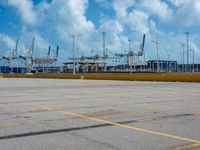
[182,44,185,72]
[152,40,159,73]
[185,32,190,72]
[69,34,81,75]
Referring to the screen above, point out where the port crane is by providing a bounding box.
[18,37,35,72]
[114,34,146,66]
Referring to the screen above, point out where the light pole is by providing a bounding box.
[128,39,131,52]
[102,32,107,72]
[143,52,146,71]
[124,50,126,71]
[190,49,195,72]
[128,39,132,74]
[69,34,81,75]
[182,44,185,72]
[180,52,182,72]
[185,32,190,72]
[77,48,80,60]
[168,54,170,72]
[152,40,159,73]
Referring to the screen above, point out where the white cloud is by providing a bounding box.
[38,0,95,44]
[99,19,124,34]
[26,0,98,60]
[170,0,188,6]
[7,0,37,25]
[99,19,128,52]
[0,33,15,50]
[127,10,150,34]
[173,0,200,27]
[113,0,135,18]
[0,33,16,57]
[138,0,173,21]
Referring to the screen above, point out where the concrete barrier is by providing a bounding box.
[83,74,200,82]
[3,74,82,79]
[3,73,200,82]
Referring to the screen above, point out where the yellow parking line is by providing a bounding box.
[0,108,159,128]
[170,142,200,150]
[0,112,193,128]
[43,106,199,143]
[2,106,200,133]
[39,106,159,117]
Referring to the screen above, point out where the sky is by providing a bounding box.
[0,0,200,65]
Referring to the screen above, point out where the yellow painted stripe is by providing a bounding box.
[42,106,199,143]
[171,142,200,150]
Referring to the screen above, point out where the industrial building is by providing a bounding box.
[147,60,178,72]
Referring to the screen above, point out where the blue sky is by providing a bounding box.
[0,0,200,65]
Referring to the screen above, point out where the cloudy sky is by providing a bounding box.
[0,0,200,64]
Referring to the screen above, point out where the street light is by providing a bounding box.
[143,52,146,72]
[182,44,185,72]
[102,32,107,72]
[185,32,190,72]
[168,54,170,72]
[152,40,159,72]
[69,34,82,75]
[180,52,182,72]
[190,49,194,72]
[124,50,126,71]
[128,39,133,74]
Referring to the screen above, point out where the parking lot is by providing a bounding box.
[0,78,200,150]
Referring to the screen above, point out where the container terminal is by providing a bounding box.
[0,34,199,75]
[0,33,200,150]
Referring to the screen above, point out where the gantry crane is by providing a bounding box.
[114,34,146,66]
[18,37,35,72]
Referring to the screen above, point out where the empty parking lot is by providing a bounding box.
[0,78,200,150]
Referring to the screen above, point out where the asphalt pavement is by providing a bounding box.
[0,78,200,150]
